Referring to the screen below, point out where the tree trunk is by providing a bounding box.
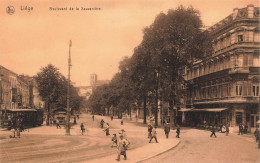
[169,100,174,128]
[129,107,132,120]
[155,88,158,127]
[46,101,50,126]
[143,95,147,124]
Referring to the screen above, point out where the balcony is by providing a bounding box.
[229,67,249,74]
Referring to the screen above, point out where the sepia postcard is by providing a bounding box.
[0,0,259,162]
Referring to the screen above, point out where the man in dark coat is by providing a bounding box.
[100,119,104,128]
[80,123,85,135]
[254,128,259,143]
[105,123,110,136]
[238,123,243,135]
[164,123,170,138]
[244,124,248,134]
[148,124,153,138]
[226,124,229,136]
[92,115,94,121]
[176,126,180,138]
[210,126,217,138]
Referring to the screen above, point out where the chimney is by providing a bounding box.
[233,8,238,20]
[247,4,254,18]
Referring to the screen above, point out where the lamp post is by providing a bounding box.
[155,71,159,127]
[65,40,72,135]
[0,74,3,110]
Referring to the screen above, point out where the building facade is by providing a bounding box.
[182,5,260,132]
[0,65,30,109]
[0,66,44,110]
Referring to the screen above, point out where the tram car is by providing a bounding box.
[0,108,44,129]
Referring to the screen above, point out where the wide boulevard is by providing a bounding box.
[0,113,259,163]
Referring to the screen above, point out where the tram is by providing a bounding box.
[0,108,44,129]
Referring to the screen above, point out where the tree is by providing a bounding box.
[35,64,83,125]
[131,5,213,126]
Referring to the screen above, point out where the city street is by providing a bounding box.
[0,113,178,163]
[141,128,260,163]
[0,114,259,163]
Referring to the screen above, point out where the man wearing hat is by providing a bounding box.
[111,133,118,148]
[116,134,128,161]
[149,126,159,143]
[164,123,170,138]
[121,129,127,140]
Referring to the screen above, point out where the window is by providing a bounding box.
[236,85,242,96]
[253,85,259,96]
[254,31,260,42]
[236,54,243,67]
[238,35,244,42]
[227,85,231,96]
[253,54,260,67]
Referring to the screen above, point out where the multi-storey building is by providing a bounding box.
[0,65,34,109]
[181,5,260,132]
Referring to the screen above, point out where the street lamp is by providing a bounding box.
[65,40,72,135]
[0,74,3,109]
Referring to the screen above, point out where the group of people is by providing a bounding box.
[99,117,129,161]
[238,123,248,135]
[10,116,24,138]
[147,122,181,144]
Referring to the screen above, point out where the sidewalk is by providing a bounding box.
[87,134,179,163]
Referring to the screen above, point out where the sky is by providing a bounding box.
[0,0,259,86]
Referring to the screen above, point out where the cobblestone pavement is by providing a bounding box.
[141,128,260,163]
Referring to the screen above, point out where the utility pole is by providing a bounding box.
[66,40,72,135]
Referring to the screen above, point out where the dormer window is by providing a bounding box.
[238,35,243,42]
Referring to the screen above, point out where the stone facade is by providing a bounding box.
[183,5,260,132]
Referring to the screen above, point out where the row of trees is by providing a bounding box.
[88,6,213,126]
[35,64,83,125]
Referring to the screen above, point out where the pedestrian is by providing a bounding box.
[244,124,248,134]
[149,126,159,143]
[116,134,129,161]
[148,124,153,138]
[210,126,217,138]
[100,119,104,128]
[92,115,94,121]
[254,128,259,143]
[226,124,229,136]
[135,114,138,122]
[105,123,110,136]
[111,133,118,148]
[80,123,85,135]
[10,128,16,138]
[164,123,170,138]
[121,119,124,125]
[121,129,127,140]
[56,119,61,129]
[238,123,243,135]
[111,116,113,121]
[176,126,180,138]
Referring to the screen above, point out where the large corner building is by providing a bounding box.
[181,5,260,132]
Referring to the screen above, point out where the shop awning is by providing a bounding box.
[179,108,227,112]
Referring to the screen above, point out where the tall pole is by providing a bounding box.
[66,40,72,135]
